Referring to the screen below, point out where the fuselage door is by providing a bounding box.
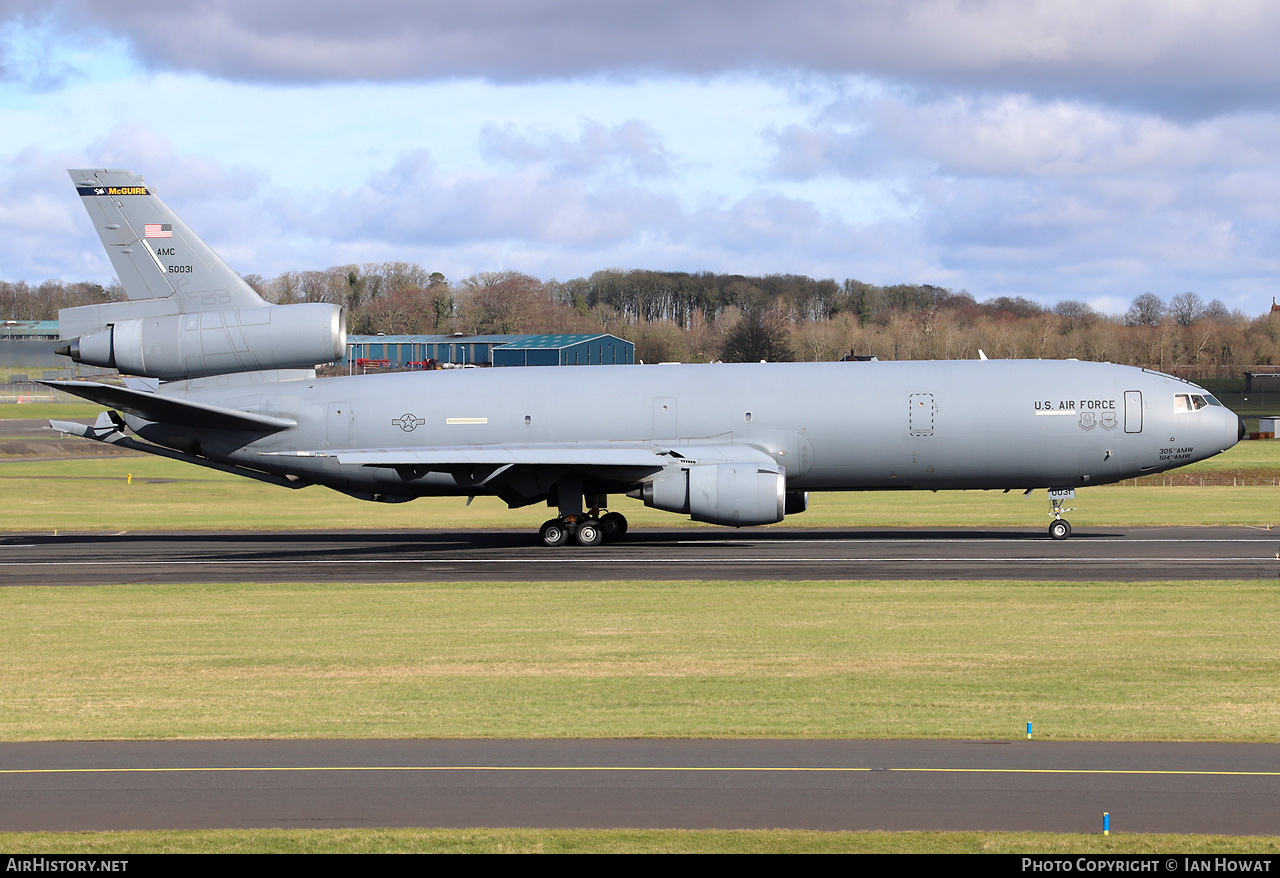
[909,393,935,437]
[1124,391,1143,433]
[326,402,353,446]
[653,397,677,440]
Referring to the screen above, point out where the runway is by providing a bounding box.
[3,739,1278,834]
[2,525,1278,585]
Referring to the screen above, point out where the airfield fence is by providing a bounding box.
[1124,472,1280,487]
[1139,364,1264,382]
[0,381,80,404]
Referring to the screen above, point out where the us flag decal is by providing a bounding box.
[144,223,173,238]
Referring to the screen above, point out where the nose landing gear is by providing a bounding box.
[1047,489,1076,540]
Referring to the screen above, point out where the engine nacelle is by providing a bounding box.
[62,303,345,379]
[638,462,786,527]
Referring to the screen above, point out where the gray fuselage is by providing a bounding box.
[128,359,1241,506]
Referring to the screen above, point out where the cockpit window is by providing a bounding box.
[1174,393,1210,413]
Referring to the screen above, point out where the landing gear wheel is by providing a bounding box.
[1048,519,1072,541]
[575,519,604,547]
[600,512,628,541]
[539,519,569,547]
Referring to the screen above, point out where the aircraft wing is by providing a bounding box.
[42,380,296,432]
[260,443,776,471]
[260,445,672,471]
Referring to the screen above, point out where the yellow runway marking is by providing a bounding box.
[4,765,1280,777]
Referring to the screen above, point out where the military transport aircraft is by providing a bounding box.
[48,169,1244,545]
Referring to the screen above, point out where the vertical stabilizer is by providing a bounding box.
[68,169,265,311]
[60,169,343,377]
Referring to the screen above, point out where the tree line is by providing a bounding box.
[4,267,1279,376]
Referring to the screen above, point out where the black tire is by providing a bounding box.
[600,512,628,541]
[1048,519,1072,541]
[539,519,569,547]
[575,519,604,547]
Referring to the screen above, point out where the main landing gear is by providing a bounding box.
[538,510,628,547]
[538,478,628,547]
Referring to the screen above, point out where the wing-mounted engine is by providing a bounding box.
[635,461,787,526]
[59,302,345,380]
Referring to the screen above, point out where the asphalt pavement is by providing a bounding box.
[4,738,1278,834]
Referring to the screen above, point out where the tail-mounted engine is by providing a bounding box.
[60,303,345,380]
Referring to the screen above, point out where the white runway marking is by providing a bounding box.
[2,556,1274,566]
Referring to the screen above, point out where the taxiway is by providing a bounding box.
[3,739,1278,834]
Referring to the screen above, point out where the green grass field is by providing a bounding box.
[4,579,1278,742]
[1177,439,1280,470]
[0,403,102,420]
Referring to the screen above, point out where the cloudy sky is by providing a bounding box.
[4,0,1280,317]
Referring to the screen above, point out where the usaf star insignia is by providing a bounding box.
[392,413,426,432]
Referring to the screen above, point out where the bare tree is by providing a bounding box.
[1053,300,1096,321]
[1202,299,1232,323]
[457,272,549,335]
[1124,293,1166,326]
[717,309,796,362]
[1169,292,1205,326]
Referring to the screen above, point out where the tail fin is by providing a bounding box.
[61,169,345,379]
[68,169,265,310]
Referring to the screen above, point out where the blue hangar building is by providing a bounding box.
[344,333,635,369]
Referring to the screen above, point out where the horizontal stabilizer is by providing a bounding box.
[42,380,296,432]
[49,412,122,441]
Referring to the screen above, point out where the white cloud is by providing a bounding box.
[480,120,674,179]
[772,95,1280,181]
[321,148,679,248]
